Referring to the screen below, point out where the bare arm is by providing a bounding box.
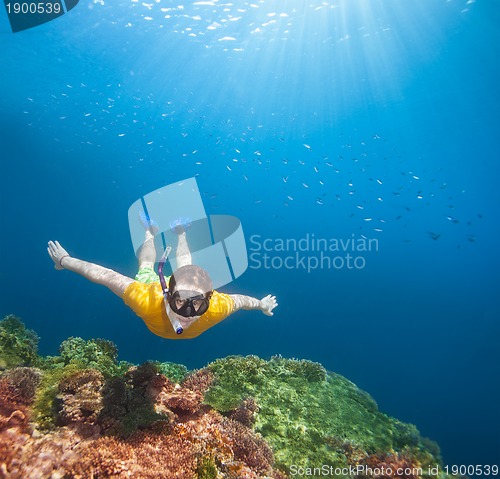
[47,241,134,297]
[230,294,278,316]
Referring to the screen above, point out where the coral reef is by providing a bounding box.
[0,315,449,479]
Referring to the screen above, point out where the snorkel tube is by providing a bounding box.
[158,246,183,335]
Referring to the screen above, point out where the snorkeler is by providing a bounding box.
[46,218,277,339]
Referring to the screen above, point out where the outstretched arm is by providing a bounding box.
[230,294,278,316]
[47,241,134,297]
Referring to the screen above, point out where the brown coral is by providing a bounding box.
[66,431,199,479]
[6,427,84,479]
[227,398,259,427]
[56,369,104,426]
[218,416,274,475]
[0,368,42,477]
[0,368,41,433]
[181,368,214,394]
[144,368,215,422]
[2,368,41,404]
[155,383,205,415]
[358,450,423,479]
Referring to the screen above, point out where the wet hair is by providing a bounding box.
[168,265,213,295]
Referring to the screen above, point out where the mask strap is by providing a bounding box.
[158,246,183,335]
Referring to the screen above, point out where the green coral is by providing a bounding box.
[204,355,439,476]
[0,314,39,368]
[58,336,131,377]
[204,355,327,411]
[196,456,218,479]
[152,361,188,383]
[32,362,83,430]
[117,403,167,437]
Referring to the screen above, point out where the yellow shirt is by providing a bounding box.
[122,281,235,339]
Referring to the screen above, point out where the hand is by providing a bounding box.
[47,241,70,270]
[260,294,278,316]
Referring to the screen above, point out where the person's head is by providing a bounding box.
[168,265,213,317]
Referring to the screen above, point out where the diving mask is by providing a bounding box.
[168,289,211,318]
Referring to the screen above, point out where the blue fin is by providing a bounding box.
[169,216,192,234]
[139,211,160,235]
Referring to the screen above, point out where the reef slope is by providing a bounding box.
[0,315,446,479]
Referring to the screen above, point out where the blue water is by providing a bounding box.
[1,0,499,469]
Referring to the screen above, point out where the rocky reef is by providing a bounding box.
[0,315,448,479]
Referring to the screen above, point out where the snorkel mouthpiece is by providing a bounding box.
[172,320,183,335]
[158,246,183,335]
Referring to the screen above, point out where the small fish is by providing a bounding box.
[302,183,309,188]
[303,143,311,150]
[446,216,459,224]
[427,232,441,240]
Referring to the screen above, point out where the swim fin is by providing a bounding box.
[169,217,192,234]
[139,211,160,235]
